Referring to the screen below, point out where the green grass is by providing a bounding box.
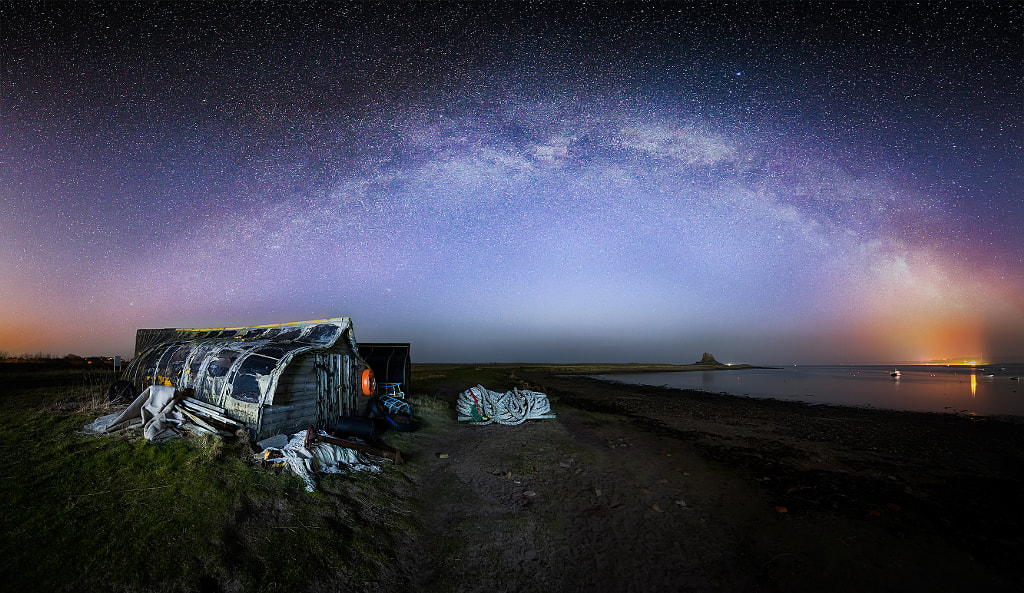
[0,367,427,592]
[2,409,284,591]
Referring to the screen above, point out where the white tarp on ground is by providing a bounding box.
[257,429,381,492]
[82,385,183,442]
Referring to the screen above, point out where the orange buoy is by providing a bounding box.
[361,368,376,397]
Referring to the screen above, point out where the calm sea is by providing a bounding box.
[596,364,1024,417]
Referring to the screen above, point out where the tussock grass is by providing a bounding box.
[1,414,418,592]
[0,370,424,593]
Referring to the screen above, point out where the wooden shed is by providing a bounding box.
[119,318,378,440]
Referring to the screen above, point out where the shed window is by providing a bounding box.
[252,346,288,360]
[188,345,215,375]
[230,373,261,403]
[254,345,289,360]
[238,354,276,376]
[207,351,241,377]
[161,344,192,378]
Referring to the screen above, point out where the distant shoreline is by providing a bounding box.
[412,362,763,375]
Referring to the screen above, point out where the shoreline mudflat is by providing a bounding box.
[524,371,1024,590]
[404,368,1024,592]
[413,361,761,375]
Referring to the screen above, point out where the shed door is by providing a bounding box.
[315,353,352,428]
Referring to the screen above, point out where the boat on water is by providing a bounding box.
[891,369,901,378]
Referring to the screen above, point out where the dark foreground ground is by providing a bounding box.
[399,367,1024,592]
[3,363,1023,592]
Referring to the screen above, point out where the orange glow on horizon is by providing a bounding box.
[824,243,1024,363]
[838,311,986,364]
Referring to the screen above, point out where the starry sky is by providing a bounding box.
[2,2,1022,364]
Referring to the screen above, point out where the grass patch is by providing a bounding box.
[0,370,423,592]
[1,409,282,592]
[0,409,419,591]
[411,365,523,399]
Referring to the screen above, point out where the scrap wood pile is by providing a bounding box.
[177,396,244,436]
[81,385,243,442]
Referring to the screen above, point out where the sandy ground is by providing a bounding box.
[388,371,1024,593]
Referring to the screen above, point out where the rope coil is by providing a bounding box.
[456,384,556,425]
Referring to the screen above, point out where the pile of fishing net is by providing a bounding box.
[456,385,556,426]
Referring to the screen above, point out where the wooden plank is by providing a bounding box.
[180,400,244,428]
[183,396,227,414]
[272,389,317,408]
[261,402,318,423]
[180,408,219,432]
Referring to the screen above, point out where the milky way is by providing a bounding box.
[2,2,1022,364]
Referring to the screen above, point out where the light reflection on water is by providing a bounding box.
[597,365,1024,417]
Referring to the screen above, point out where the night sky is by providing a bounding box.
[2,2,1022,364]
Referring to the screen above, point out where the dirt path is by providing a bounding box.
[389,372,1024,592]
[396,401,765,592]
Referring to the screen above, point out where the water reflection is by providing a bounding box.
[598,364,1024,416]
